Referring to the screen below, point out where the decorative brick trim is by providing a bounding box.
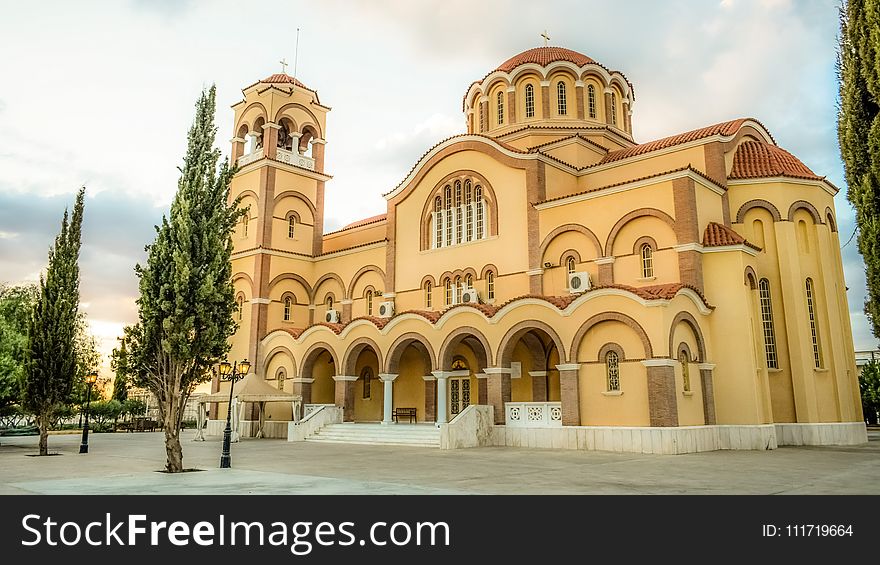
[824,207,837,232]
[531,372,548,402]
[385,332,437,374]
[424,379,436,422]
[334,378,355,421]
[346,265,386,300]
[786,199,823,224]
[558,366,580,426]
[340,337,383,377]
[744,266,757,290]
[645,364,678,427]
[668,311,707,362]
[632,235,658,255]
[604,207,676,256]
[597,342,626,362]
[538,223,603,260]
[735,199,782,223]
[418,169,500,251]
[699,367,717,424]
[571,312,654,360]
[299,341,339,378]
[438,326,493,370]
[497,319,567,367]
[486,373,511,424]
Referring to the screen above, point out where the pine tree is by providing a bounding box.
[22,188,85,455]
[838,0,880,338]
[124,86,241,472]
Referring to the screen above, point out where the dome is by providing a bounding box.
[261,73,309,90]
[494,46,597,73]
[730,140,820,180]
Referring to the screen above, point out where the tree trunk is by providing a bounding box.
[38,413,49,456]
[163,392,183,472]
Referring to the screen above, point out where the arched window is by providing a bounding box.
[327,296,334,311]
[610,92,618,126]
[496,91,504,125]
[758,279,777,369]
[434,196,443,248]
[640,244,654,278]
[288,215,296,239]
[444,278,452,306]
[283,296,292,322]
[567,256,576,275]
[557,81,567,115]
[454,181,462,244]
[236,295,244,321]
[465,274,473,289]
[465,180,474,242]
[361,367,372,399]
[425,281,432,308]
[587,84,597,118]
[276,368,286,390]
[486,271,495,301]
[805,278,822,368]
[444,185,453,247]
[525,84,535,118]
[475,185,484,239]
[454,276,462,304]
[679,350,691,392]
[365,290,373,316]
[241,214,249,238]
[605,350,620,391]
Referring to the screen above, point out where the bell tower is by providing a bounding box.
[225,71,332,382]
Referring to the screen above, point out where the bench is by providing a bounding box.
[392,407,417,424]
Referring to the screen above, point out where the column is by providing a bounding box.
[672,176,703,291]
[230,136,246,164]
[556,363,581,426]
[246,131,262,154]
[288,131,302,154]
[423,375,436,423]
[476,372,488,405]
[529,371,548,402]
[332,375,357,422]
[291,377,313,419]
[574,81,585,120]
[603,88,614,124]
[431,371,449,424]
[262,122,280,159]
[642,359,679,427]
[484,367,511,425]
[340,299,353,323]
[697,363,716,425]
[506,86,517,125]
[379,373,398,424]
[595,257,615,285]
[540,81,550,118]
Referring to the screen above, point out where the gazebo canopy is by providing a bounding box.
[199,373,301,404]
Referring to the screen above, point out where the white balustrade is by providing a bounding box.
[276,148,315,171]
[237,148,264,167]
[504,402,562,428]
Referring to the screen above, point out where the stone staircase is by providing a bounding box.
[306,423,441,448]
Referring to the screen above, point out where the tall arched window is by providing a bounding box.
[587,84,597,118]
[610,92,618,126]
[283,296,292,322]
[434,196,442,248]
[327,296,334,311]
[605,351,620,392]
[454,276,462,303]
[444,278,452,306]
[454,181,463,244]
[679,350,691,392]
[236,295,244,321]
[640,244,654,278]
[241,214,249,238]
[465,274,473,289]
[424,281,432,308]
[361,367,372,399]
[567,256,576,275]
[557,81,567,115]
[758,279,778,369]
[287,215,296,239]
[486,271,495,301]
[465,180,474,242]
[444,185,453,247]
[475,186,484,239]
[525,84,535,118]
[496,91,504,125]
[365,290,373,316]
[805,278,822,368]
[276,368,286,390]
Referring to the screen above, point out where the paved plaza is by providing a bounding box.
[1,429,878,495]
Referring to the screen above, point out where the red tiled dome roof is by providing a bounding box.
[495,47,597,72]
[261,73,309,90]
[702,222,760,251]
[730,140,820,180]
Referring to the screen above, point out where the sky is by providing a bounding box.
[0,0,876,377]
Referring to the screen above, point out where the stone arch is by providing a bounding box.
[385,332,437,374]
[744,266,758,290]
[312,273,346,304]
[571,312,654,360]
[559,249,581,269]
[272,103,323,138]
[787,200,823,224]
[273,190,317,222]
[233,272,255,295]
[480,264,499,279]
[677,342,694,363]
[420,274,437,288]
[668,311,707,363]
[267,273,313,300]
[539,223,602,260]
[236,102,269,132]
[735,199,782,224]
[341,337,383,377]
[597,342,626,362]
[438,327,493,371]
[604,208,676,256]
[825,207,837,232]
[236,189,259,203]
[632,235,659,255]
[496,320,567,368]
[300,342,339,378]
[264,345,297,379]
[419,169,500,250]
[347,265,386,299]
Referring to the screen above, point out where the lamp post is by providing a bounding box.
[219,358,250,468]
[78,372,98,454]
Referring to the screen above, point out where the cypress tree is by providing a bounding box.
[124,86,241,472]
[22,188,85,455]
[838,0,880,338]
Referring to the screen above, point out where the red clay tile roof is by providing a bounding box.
[599,119,751,165]
[262,73,308,89]
[729,139,821,181]
[702,222,762,251]
[339,214,387,231]
[495,47,597,72]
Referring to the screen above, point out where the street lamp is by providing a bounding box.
[79,372,99,454]
[219,358,250,468]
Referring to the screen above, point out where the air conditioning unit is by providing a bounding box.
[568,271,592,294]
[325,309,340,323]
[378,301,395,318]
[460,288,480,304]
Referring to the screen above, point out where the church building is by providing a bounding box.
[213,46,867,453]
